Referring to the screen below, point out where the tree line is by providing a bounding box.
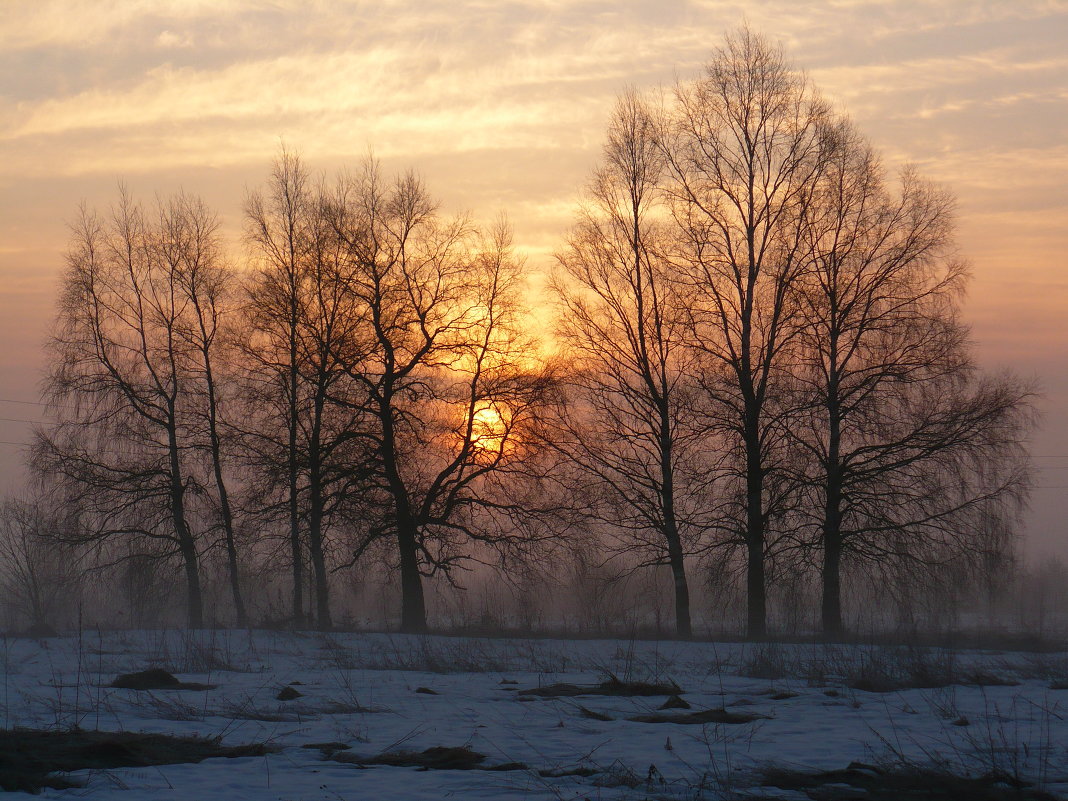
[22,30,1032,639]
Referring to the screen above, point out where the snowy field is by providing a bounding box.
[2,630,1067,799]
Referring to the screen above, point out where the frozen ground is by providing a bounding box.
[1,630,1067,799]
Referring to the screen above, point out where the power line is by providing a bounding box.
[0,397,47,407]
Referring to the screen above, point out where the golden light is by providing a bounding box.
[470,403,510,455]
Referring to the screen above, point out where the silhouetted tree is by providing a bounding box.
[790,123,1033,635]
[0,497,82,630]
[554,90,708,638]
[244,150,316,626]
[660,28,835,638]
[36,189,211,626]
[325,160,553,633]
[161,193,248,626]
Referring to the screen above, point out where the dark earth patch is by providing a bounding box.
[110,668,216,691]
[0,728,268,793]
[659,694,691,709]
[520,675,681,698]
[760,762,1061,801]
[627,707,765,725]
[334,745,527,772]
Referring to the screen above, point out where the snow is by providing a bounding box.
[1,630,1066,799]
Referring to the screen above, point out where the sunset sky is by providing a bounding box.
[1,0,1065,557]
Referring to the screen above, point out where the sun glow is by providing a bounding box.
[470,403,510,455]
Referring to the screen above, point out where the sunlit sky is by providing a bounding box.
[1,0,1066,558]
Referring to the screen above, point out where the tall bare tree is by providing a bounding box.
[244,150,315,626]
[36,189,208,627]
[660,29,835,637]
[325,160,553,633]
[554,90,707,638]
[790,124,1033,635]
[161,193,247,626]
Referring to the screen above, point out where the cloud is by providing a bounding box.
[156,29,195,49]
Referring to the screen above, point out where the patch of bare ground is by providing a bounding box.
[333,745,526,771]
[0,728,269,793]
[759,762,1062,801]
[519,674,681,698]
[109,668,216,691]
[627,708,766,724]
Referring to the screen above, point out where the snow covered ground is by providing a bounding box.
[1,630,1066,799]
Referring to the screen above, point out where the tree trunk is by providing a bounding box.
[168,426,203,629]
[202,354,246,627]
[821,441,845,636]
[659,415,692,639]
[821,525,843,637]
[379,396,428,634]
[397,518,427,633]
[745,438,766,639]
[288,463,303,627]
[308,460,332,631]
[665,533,692,639]
[821,370,845,638]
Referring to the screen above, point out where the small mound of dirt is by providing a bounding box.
[659,694,691,710]
[964,672,1020,688]
[627,707,764,725]
[596,676,681,696]
[110,669,215,691]
[302,741,351,755]
[520,676,681,699]
[578,705,613,721]
[414,686,438,695]
[276,686,303,701]
[0,728,268,793]
[111,668,179,689]
[334,745,529,772]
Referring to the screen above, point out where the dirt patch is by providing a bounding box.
[963,672,1020,688]
[110,668,215,691]
[302,741,352,756]
[627,708,765,725]
[276,686,303,701]
[577,705,613,721]
[334,745,526,772]
[0,728,268,793]
[760,763,1060,801]
[520,676,681,698]
[659,694,691,710]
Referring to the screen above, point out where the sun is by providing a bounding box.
[470,403,509,454]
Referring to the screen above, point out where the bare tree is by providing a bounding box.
[36,189,209,627]
[660,28,835,638]
[243,152,378,630]
[790,123,1034,636]
[244,149,315,626]
[0,497,82,630]
[553,90,708,638]
[162,193,248,626]
[325,160,553,633]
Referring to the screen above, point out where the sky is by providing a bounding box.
[1,0,1066,559]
